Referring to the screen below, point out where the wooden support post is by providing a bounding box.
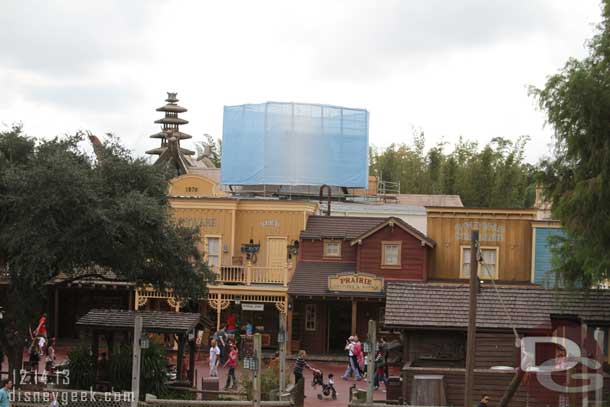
[286,302,293,355]
[189,338,196,385]
[92,331,100,365]
[464,229,479,407]
[582,323,589,407]
[366,320,377,407]
[106,333,115,354]
[131,315,143,407]
[279,313,287,392]
[53,288,59,338]
[498,369,525,407]
[246,261,252,285]
[351,300,358,335]
[254,333,262,407]
[216,302,221,332]
[134,290,139,311]
[177,335,185,381]
[594,328,604,407]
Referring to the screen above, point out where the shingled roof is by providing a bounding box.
[300,216,395,240]
[385,281,610,331]
[76,309,200,334]
[289,262,384,298]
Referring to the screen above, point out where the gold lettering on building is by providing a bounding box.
[455,222,505,242]
[178,218,217,228]
[328,273,384,292]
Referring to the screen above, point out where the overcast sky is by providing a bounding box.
[0,1,601,163]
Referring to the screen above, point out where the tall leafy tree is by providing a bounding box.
[0,127,211,373]
[532,1,610,286]
[369,133,535,207]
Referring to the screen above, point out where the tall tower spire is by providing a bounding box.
[146,92,195,175]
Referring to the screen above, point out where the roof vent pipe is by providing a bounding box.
[319,185,331,216]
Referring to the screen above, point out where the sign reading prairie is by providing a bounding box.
[328,273,384,293]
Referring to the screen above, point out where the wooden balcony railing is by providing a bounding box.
[209,264,288,286]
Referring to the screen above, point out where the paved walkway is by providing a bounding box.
[2,343,400,407]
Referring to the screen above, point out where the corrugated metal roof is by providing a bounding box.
[397,194,464,207]
[324,201,426,216]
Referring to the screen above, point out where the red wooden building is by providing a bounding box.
[288,216,435,354]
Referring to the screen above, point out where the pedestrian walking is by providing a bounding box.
[34,313,47,338]
[45,338,56,374]
[373,348,388,390]
[0,379,12,407]
[209,339,220,377]
[293,350,313,385]
[342,336,362,381]
[353,335,365,377]
[223,343,239,389]
[478,394,490,407]
[213,325,228,364]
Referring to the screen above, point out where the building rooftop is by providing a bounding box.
[385,281,610,330]
[396,194,463,207]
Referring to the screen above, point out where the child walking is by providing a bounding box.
[223,343,239,389]
[209,339,220,377]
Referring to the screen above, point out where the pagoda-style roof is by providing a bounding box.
[156,104,187,113]
[149,131,192,140]
[146,92,208,175]
[146,146,195,156]
[154,117,189,125]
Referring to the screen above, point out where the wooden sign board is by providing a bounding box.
[328,273,384,293]
[242,303,265,311]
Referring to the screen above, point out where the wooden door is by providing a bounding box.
[267,237,287,267]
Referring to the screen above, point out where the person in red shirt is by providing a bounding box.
[226,313,236,334]
[223,343,239,389]
[35,313,47,338]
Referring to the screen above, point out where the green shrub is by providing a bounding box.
[66,341,168,398]
[107,342,168,397]
[241,366,290,401]
[66,343,96,389]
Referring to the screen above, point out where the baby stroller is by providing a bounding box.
[314,372,337,400]
[312,369,324,387]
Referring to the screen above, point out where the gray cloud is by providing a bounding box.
[0,1,157,78]
[303,0,560,79]
[25,82,142,112]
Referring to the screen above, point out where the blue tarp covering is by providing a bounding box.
[220,102,369,188]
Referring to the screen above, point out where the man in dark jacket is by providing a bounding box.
[478,395,490,407]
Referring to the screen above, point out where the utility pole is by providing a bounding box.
[366,319,377,407]
[279,314,287,392]
[464,230,479,407]
[131,315,143,407]
[254,333,262,407]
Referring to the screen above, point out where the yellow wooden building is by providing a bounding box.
[426,207,538,282]
[136,172,317,348]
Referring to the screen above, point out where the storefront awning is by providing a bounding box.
[289,262,384,299]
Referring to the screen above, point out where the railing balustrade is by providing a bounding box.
[209,264,288,286]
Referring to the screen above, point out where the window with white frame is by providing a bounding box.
[382,241,401,266]
[305,304,317,331]
[206,237,221,269]
[461,246,499,279]
[323,240,342,257]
